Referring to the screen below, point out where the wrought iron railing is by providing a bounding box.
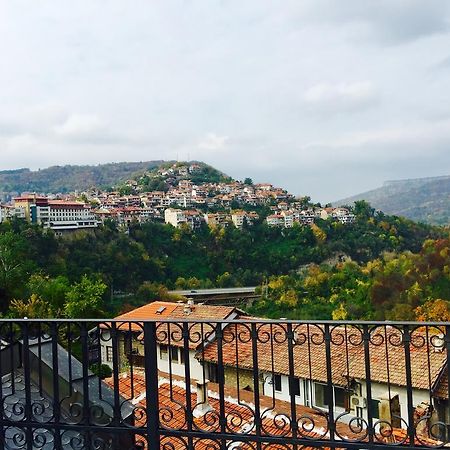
[1,319,450,449]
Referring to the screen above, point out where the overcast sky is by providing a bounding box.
[1,1,450,202]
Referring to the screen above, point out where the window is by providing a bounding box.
[180,348,185,365]
[291,377,301,397]
[334,387,348,409]
[208,364,218,383]
[170,346,179,363]
[314,383,330,408]
[304,380,312,407]
[314,383,349,410]
[106,346,113,362]
[160,344,168,360]
[370,399,380,419]
[273,374,282,392]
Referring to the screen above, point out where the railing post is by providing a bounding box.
[143,321,160,449]
[324,324,335,442]
[446,325,450,443]
[286,323,298,448]
[0,320,3,450]
[22,320,33,450]
[403,325,415,445]
[182,322,194,450]
[215,322,227,450]
[50,322,62,448]
[363,324,374,444]
[250,322,262,450]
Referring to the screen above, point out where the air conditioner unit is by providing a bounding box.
[351,395,367,408]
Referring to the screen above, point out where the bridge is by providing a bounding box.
[168,286,260,307]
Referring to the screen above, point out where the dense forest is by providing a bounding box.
[0,200,447,320]
[250,237,450,321]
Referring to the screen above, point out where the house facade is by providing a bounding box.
[199,323,449,428]
[98,301,242,381]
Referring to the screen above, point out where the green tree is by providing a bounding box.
[0,231,30,309]
[27,274,70,315]
[64,275,107,318]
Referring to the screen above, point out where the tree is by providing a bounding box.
[135,281,182,305]
[244,178,253,185]
[27,274,70,315]
[415,299,450,322]
[0,231,30,310]
[9,294,52,319]
[64,275,107,318]
[353,200,375,220]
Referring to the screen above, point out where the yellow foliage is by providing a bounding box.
[310,224,326,243]
[304,265,330,288]
[9,294,52,319]
[332,303,348,320]
[415,299,450,322]
[277,289,298,308]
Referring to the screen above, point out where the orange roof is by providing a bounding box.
[109,301,240,349]
[105,371,354,449]
[114,301,179,329]
[200,323,447,390]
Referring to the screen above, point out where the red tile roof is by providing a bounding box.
[105,371,357,449]
[199,324,447,390]
[106,301,240,350]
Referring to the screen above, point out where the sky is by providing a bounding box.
[1,1,450,202]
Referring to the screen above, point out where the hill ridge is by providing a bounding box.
[336,174,450,225]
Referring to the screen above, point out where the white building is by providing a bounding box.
[266,214,284,227]
[13,196,97,233]
[98,301,242,381]
[164,208,187,227]
[33,201,97,233]
[0,205,18,222]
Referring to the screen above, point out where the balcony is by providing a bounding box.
[1,318,449,449]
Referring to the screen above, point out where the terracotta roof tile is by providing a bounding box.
[106,372,355,449]
[199,324,447,390]
[103,302,240,349]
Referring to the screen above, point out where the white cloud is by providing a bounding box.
[301,0,450,44]
[304,81,378,113]
[198,133,229,151]
[54,114,107,139]
[0,1,449,201]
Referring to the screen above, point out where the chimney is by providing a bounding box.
[193,380,213,418]
[433,333,445,353]
[184,299,195,315]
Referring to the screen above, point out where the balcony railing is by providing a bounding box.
[1,319,450,449]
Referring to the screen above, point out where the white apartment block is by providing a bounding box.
[0,204,28,223]
[165,208,187,227]
[33,202,98,233]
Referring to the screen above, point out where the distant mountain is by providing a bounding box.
[336,175,450,225]
[0,161,169,195]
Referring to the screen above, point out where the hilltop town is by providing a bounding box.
[0,161,355,233]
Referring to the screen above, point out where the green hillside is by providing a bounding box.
[336,175,450,225]
[0,160,232,196]
[0,161,167,194]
